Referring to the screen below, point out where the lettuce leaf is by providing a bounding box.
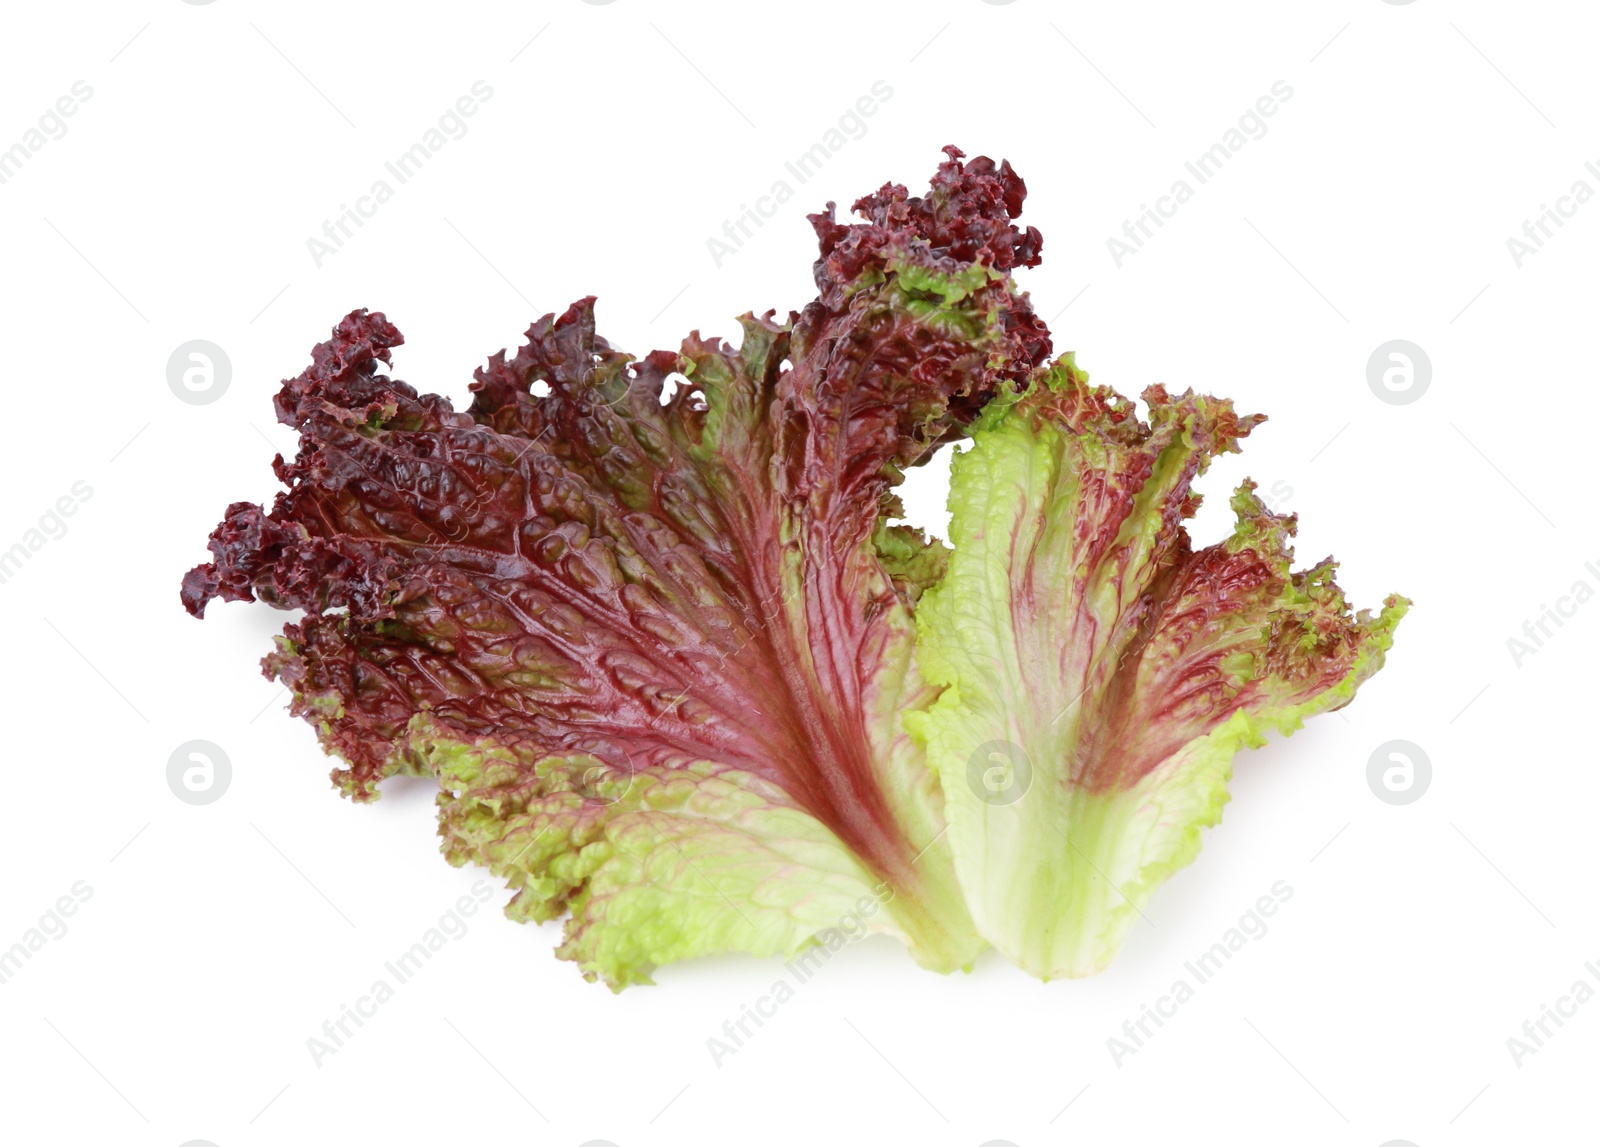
[903,359,1406,977]
[182,147,1404,987]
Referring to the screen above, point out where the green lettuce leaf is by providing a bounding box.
[904,358,1407,977]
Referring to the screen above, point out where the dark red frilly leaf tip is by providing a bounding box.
[808,144,1045,277]
[273,308,406,430]
[805,146,1051,383]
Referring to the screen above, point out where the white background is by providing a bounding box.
[1,2,1594,1144]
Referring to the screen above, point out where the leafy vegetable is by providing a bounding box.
[183,147,1405,987]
